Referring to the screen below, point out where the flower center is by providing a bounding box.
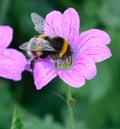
[55,55,73,70]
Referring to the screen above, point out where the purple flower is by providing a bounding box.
[0,25,27,80]
[30,8,112,90]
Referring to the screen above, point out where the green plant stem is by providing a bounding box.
[66,85,73,129]
[10,107,17,129]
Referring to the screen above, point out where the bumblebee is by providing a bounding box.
[19,13,73,70]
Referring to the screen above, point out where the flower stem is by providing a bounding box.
[10,107,17,129]
[66,85,73,129]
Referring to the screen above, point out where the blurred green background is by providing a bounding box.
[0,0,120,129]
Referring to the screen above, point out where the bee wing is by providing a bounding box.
[19,38,56,52]
[31,12,45,34]
[37,38,56,51]
[19,42,31,50]
[31,12,57,36]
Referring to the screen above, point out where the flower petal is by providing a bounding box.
[0,48,27,80]
[44,11,63,36]
[0,26,13,52]
[84,44,112,62]
[79,29,111,46]
[58,69,85,88]
[57,54,96,88]
[74,54,97,80]
[33,59,57,90]
[77,29,111,62]
[62,8,80,41]
[44,8,80,49]
[25,62,32,72]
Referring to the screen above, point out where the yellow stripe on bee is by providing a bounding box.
[38,35,47,39]
[59,39,68,58]
[36,50,43,56]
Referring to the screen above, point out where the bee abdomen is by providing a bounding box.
[49,37,69,58]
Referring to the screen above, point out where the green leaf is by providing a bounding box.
[10,104,64,129]
[10,107,24,129]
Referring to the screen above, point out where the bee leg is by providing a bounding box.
[50,54,59,75]
[30,60,35,70]
[50,54,57,67]
[54,60,58,69]
[30,56,39,71]
[69,56,72,65]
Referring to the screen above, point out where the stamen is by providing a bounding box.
[55,56,73,70]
